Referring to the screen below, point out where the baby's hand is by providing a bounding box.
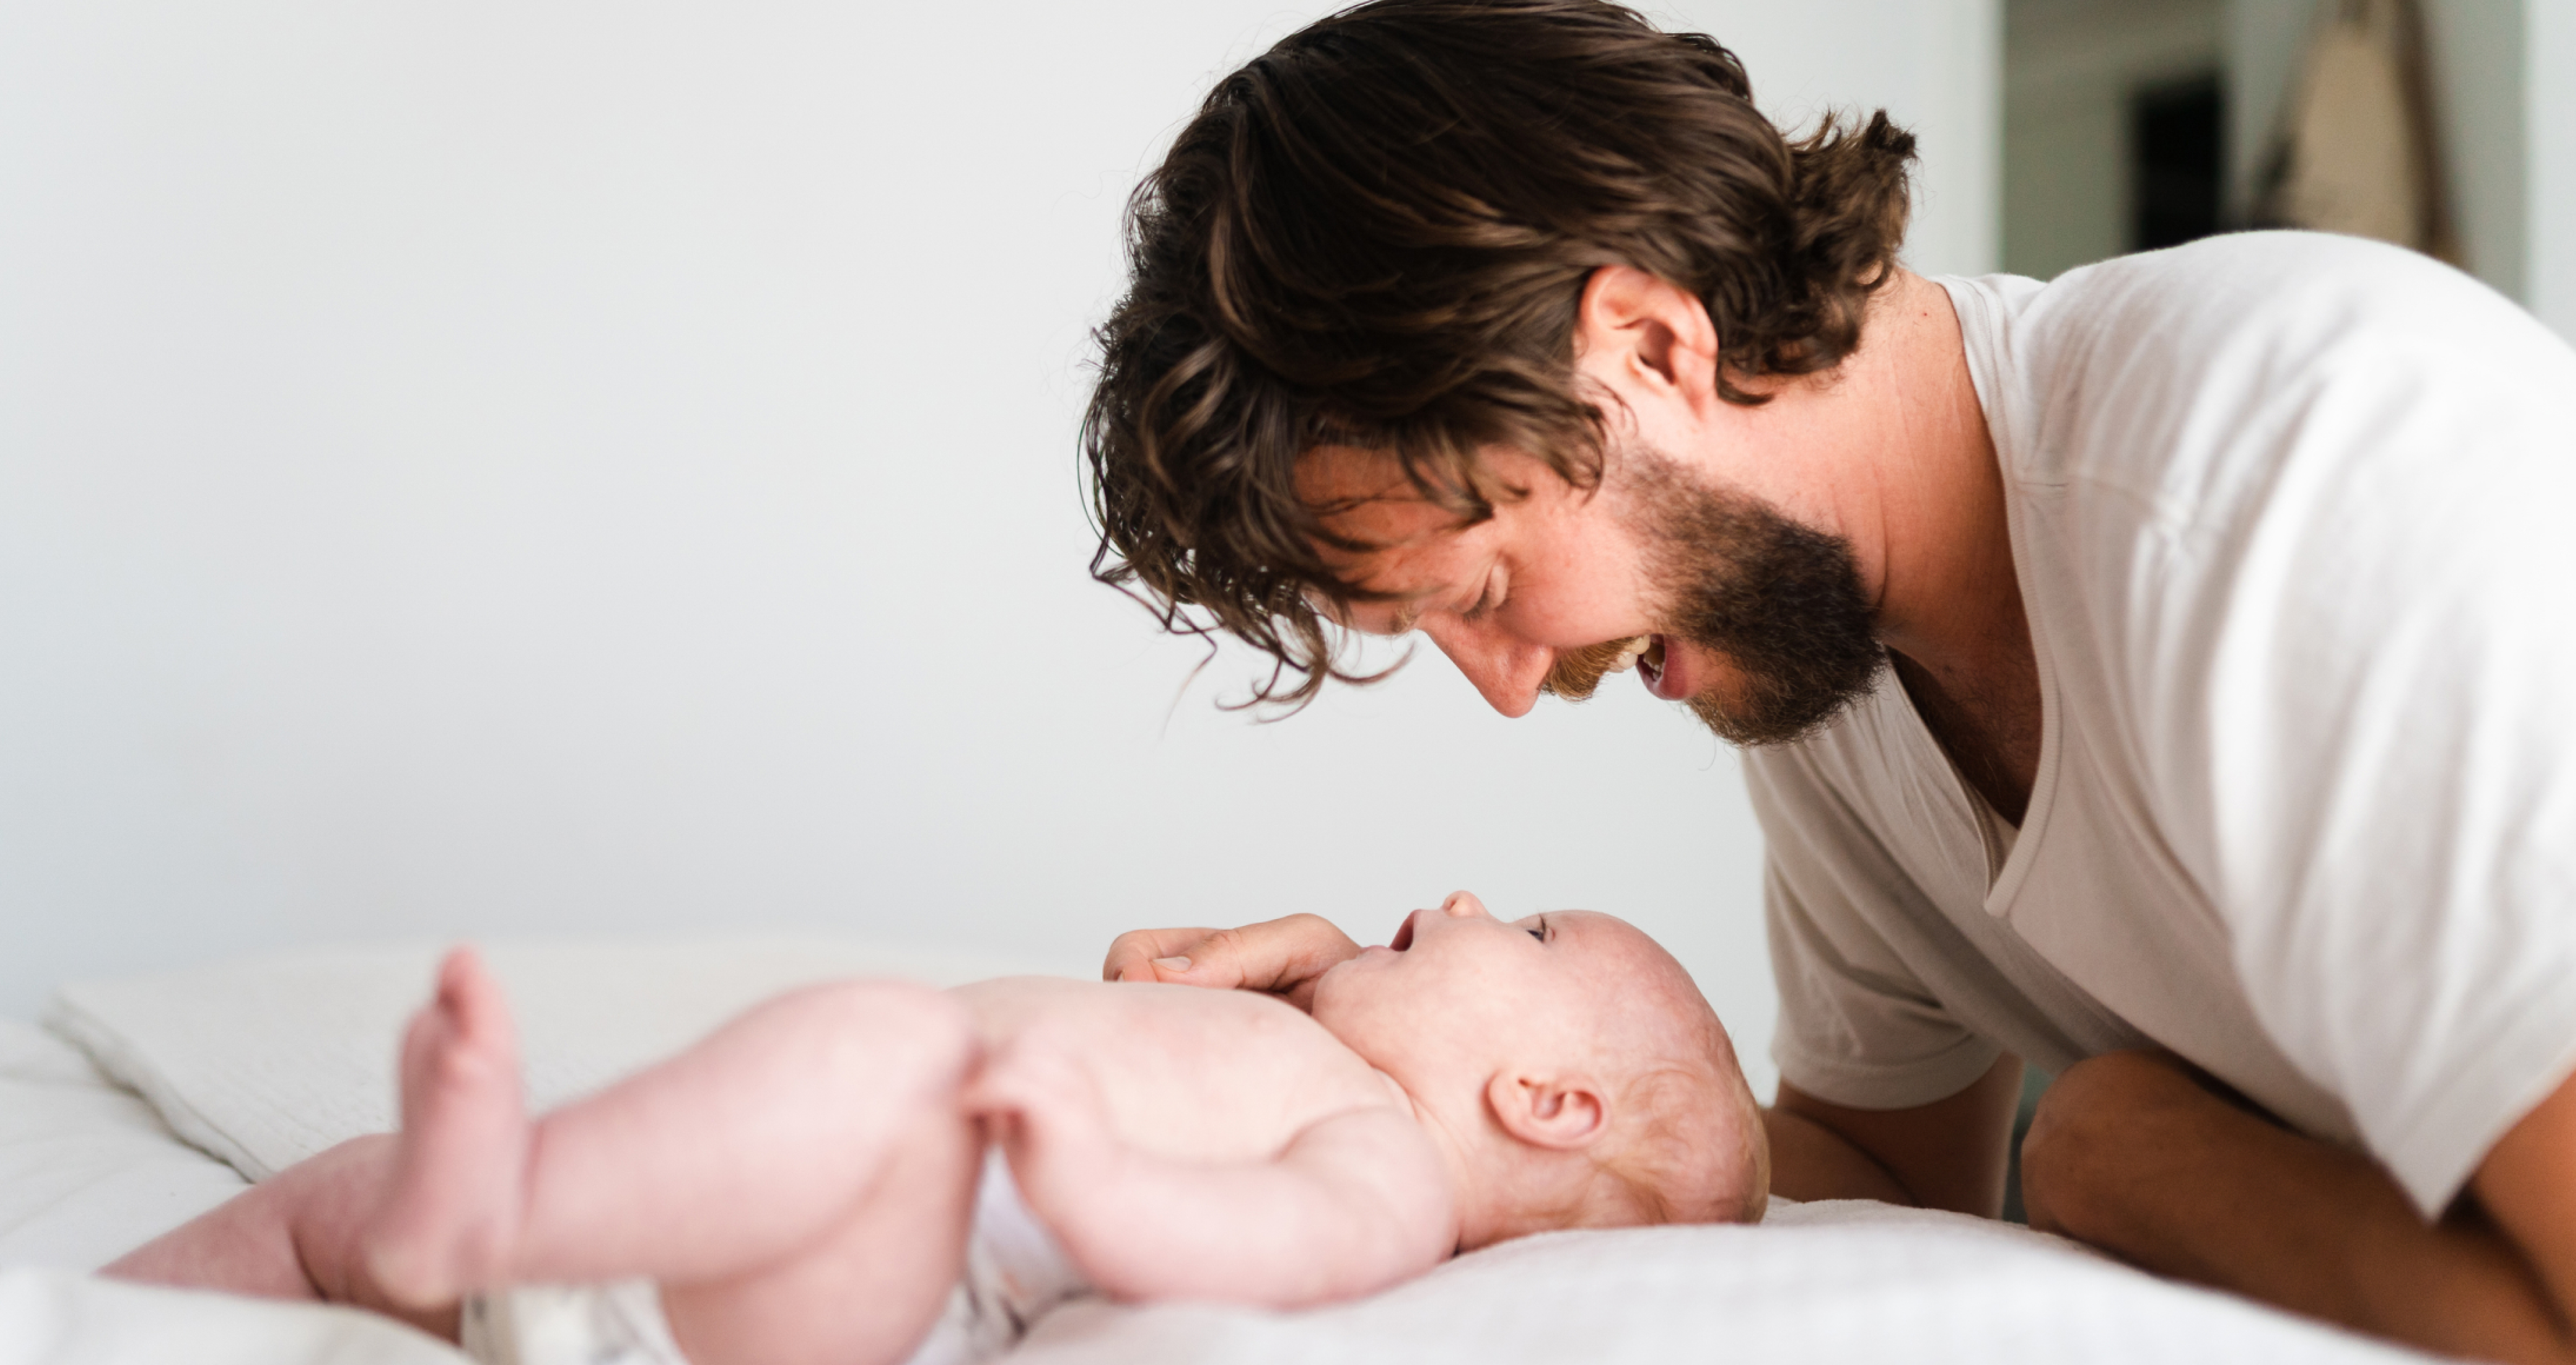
[1100,913,1363,1013]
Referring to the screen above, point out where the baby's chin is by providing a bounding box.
[1300,952,1379,1031]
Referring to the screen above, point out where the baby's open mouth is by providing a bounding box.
[1389,913,1417,952]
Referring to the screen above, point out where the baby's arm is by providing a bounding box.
[974,1050,1456,1308]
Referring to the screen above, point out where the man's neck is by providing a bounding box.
[1831,271,2040,819]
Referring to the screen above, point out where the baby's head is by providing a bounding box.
[1309,892,1767,1247]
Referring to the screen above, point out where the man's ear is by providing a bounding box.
[1486,1069,1611,1151]
[1570,264,1720,402]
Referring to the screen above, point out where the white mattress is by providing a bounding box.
[1,938,2444,1365]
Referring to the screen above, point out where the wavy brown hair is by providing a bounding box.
[1082,0,1916,708]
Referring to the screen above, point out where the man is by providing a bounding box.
[1081,0,2576,1360]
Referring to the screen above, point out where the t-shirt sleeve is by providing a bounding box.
[1748,745,2005,1111]
[2105,242,2576,1216]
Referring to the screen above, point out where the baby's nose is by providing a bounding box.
[1441,890,1491,920]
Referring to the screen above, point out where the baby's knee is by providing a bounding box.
[767,979,977,1095]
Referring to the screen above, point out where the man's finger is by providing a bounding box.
[1167,916,1358,993]
[1224,915,1364,994]
[1102,927,1220,983]
[1100,913,1364,998]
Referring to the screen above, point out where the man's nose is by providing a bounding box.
[1441,890,1491,920]
[1419,618,1552,718]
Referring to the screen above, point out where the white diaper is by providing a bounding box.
[458,1149,1090,1365]
[904,1147,1095,1365]
[458,1279,683,1365]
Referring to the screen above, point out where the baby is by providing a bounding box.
[105,891,1768,1365]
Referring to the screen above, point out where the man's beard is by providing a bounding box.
[1543,445,1884,746]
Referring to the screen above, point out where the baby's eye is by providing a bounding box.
[1526,917,1546,943]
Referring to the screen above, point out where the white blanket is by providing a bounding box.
[12,938,2445,1365]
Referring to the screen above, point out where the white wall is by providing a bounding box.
[0,1,1998,1101]
[2227,0,2535,301]
[2227,0,2318,217]
[1677,0,2003,279]
[2534,0,2576,339]
[2005,0,2224,280]
[2427,0,2534,298]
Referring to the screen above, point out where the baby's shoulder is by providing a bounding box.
[953,975,1335,1048]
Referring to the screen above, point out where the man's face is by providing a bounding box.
[1303,438,1883,744]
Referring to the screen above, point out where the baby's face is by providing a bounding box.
[1313,891,1767,1231]
[1309,891,1704,1093]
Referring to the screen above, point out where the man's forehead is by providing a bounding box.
[1296,446,1471,541]
[1298,450,1482,591]
[1294,443,1417,504]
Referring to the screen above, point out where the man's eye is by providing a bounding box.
[1461,569,1506,622]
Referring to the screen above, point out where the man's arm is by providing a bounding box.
[2023,1050,2576,1364]
[1767,1054,2023,1216]
[1100,913,1362,1012]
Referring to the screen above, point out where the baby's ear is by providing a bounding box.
[1485,1070,1610,1151]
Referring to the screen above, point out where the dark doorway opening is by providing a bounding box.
[2131,73,2227,251]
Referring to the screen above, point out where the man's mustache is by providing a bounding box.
[1540,636,1653,701]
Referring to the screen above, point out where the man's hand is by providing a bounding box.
[1100,913,1362,1013]
[2021,1049,2576,1365]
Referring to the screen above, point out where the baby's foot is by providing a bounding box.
[363,947,530,1308]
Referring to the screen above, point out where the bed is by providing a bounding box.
[1,937,2440,1365]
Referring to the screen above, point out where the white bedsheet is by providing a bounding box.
[0,1270,462,1365]
[1011,1204,2430,1365]
[0,1021,245,1274]
[3,938,2450,1365]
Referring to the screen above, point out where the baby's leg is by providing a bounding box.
[103,1135,455,1339]
[361,945,534,1303]
[661,1101,980,1365]
[365,948,982,1364]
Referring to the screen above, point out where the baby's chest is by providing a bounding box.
[1064,1000,1394,1162]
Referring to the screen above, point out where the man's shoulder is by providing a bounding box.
[1986,232,2552,410]
[1963,233,2570,528]
[2029,231,2508,337]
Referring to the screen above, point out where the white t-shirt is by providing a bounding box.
[1753,231,2576,1216]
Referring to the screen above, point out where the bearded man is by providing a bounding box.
[1080,1,2576,1358]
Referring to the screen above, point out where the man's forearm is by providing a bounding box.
[2024,1052,2576,1365]
[1766,1058,2023,1215]
[1763,1106,1913,1204]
